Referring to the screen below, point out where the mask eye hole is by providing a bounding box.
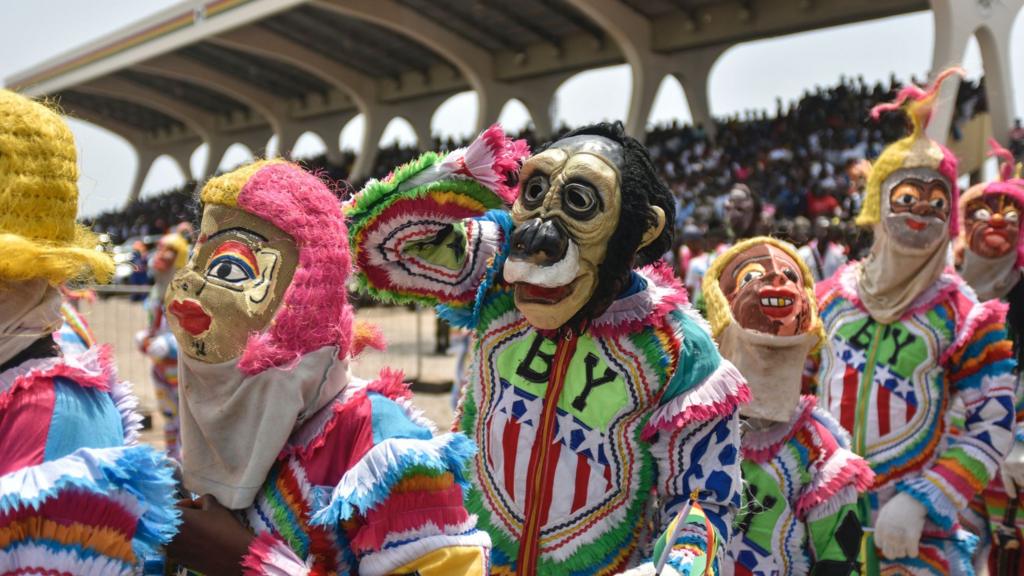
[562,182,599,218]
[735,262,766,290]
[521,175,548,208]
[783,268,799,283]
[973,208,992,221]
[1005,210,1019,223]
[929,197,946,210]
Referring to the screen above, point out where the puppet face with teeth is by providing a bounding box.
[881,167,951,252]
[166,204,298,363]
[964,193,1020,259]
[505,136,625,330]
[717,244,811,336]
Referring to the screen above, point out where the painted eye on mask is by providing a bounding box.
[561,182,600,219]
[973,208,992,221]
[929,197,946,210]
[521,175,549,208]
[783,268,799,283]
[206,241,259,284]
[1005,210,1019,223]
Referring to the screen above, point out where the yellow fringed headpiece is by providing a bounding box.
[200,159,287,208]
[857,68,963,230]
[0,89,113,284]
[702,236,825,352]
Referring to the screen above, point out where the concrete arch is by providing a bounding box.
[140,154,189,199]
[217,142,256,174]
[76,76,217,143]
[497,99,533,134]
[553,66,629,128]
[310,0,500,132]
[378,116,418,148]
[648,75,694,129]
[135,54,290,138]
[431,91,480,144]
[291,131,329,160]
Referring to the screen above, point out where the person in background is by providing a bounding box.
[800,215,848,281]
[136,231,188,459]
[813,70,1017,575]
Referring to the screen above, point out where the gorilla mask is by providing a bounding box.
[504,125,669,331]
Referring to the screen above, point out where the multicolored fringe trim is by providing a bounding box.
[0,445,180,563]
[642,360,750,440]
[309,433,475,527]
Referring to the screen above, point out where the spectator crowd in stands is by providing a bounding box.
[85,74,1022,289]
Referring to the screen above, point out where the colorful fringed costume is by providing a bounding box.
[163,161,489,575]
[0,89,179,575]
[347,126,748,575]
[812,71,1017,575]
[955,140,1024,574]
[701,237,872,575]
[731,396,872,575]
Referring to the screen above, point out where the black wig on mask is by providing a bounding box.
[537,121,676,331]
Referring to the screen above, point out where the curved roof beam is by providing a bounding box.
[210,27,377,113]
[76,76,218,142]
[135,54,289,137]
[58,102,150,146]
[310,0,502,130]
[562,0,666,138]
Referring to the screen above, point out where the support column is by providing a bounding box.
[386,95,448,151]
[512,73,572,140]
[349,109,389,182]
[203,138,232,180]
[927,0,1023,144]
[669,44,729,141]
[127,148,159,205]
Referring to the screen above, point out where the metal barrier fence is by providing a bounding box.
[76,287,458,430]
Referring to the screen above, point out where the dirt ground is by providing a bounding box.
[79,296,461,447]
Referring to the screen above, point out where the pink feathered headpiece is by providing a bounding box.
[234,163,353,374]
[981,139,1024,268]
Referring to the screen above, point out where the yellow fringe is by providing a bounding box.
[0,230,113,285]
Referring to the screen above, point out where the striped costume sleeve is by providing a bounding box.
[346,126,526,315]
[897,299,1017,530]
[645,310,748,573]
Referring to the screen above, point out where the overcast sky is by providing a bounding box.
[2,2,1023,217]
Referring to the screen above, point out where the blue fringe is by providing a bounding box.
[896,479,956,531]
[0,445,181,560]
[308,433,477,527]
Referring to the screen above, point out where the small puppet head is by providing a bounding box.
[0,90,113,285]
[165,160,352,373]
[152,232,189,274]
[959,139,1024,263]
[504,122,673,331]
[704,237,823,421]
[857,68,962,253]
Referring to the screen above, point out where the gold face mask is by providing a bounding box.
[165,204,298,363]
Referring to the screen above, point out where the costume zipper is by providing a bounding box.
[853,323,884,455]
[854,323,883,532]
[516,330,579,576]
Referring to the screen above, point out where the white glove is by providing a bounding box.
[1001,441,1024,496]
[874,492,928,560]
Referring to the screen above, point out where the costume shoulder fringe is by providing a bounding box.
[642,359,750,440]
[309,433,475,527]
[0,445,180,561]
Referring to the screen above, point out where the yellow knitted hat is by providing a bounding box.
[0,90,113,284]
[856,68,962,231]
[702,236,824,351]
[200,159,287,208]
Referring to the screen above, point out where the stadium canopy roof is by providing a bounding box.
[8,0,1019,204]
